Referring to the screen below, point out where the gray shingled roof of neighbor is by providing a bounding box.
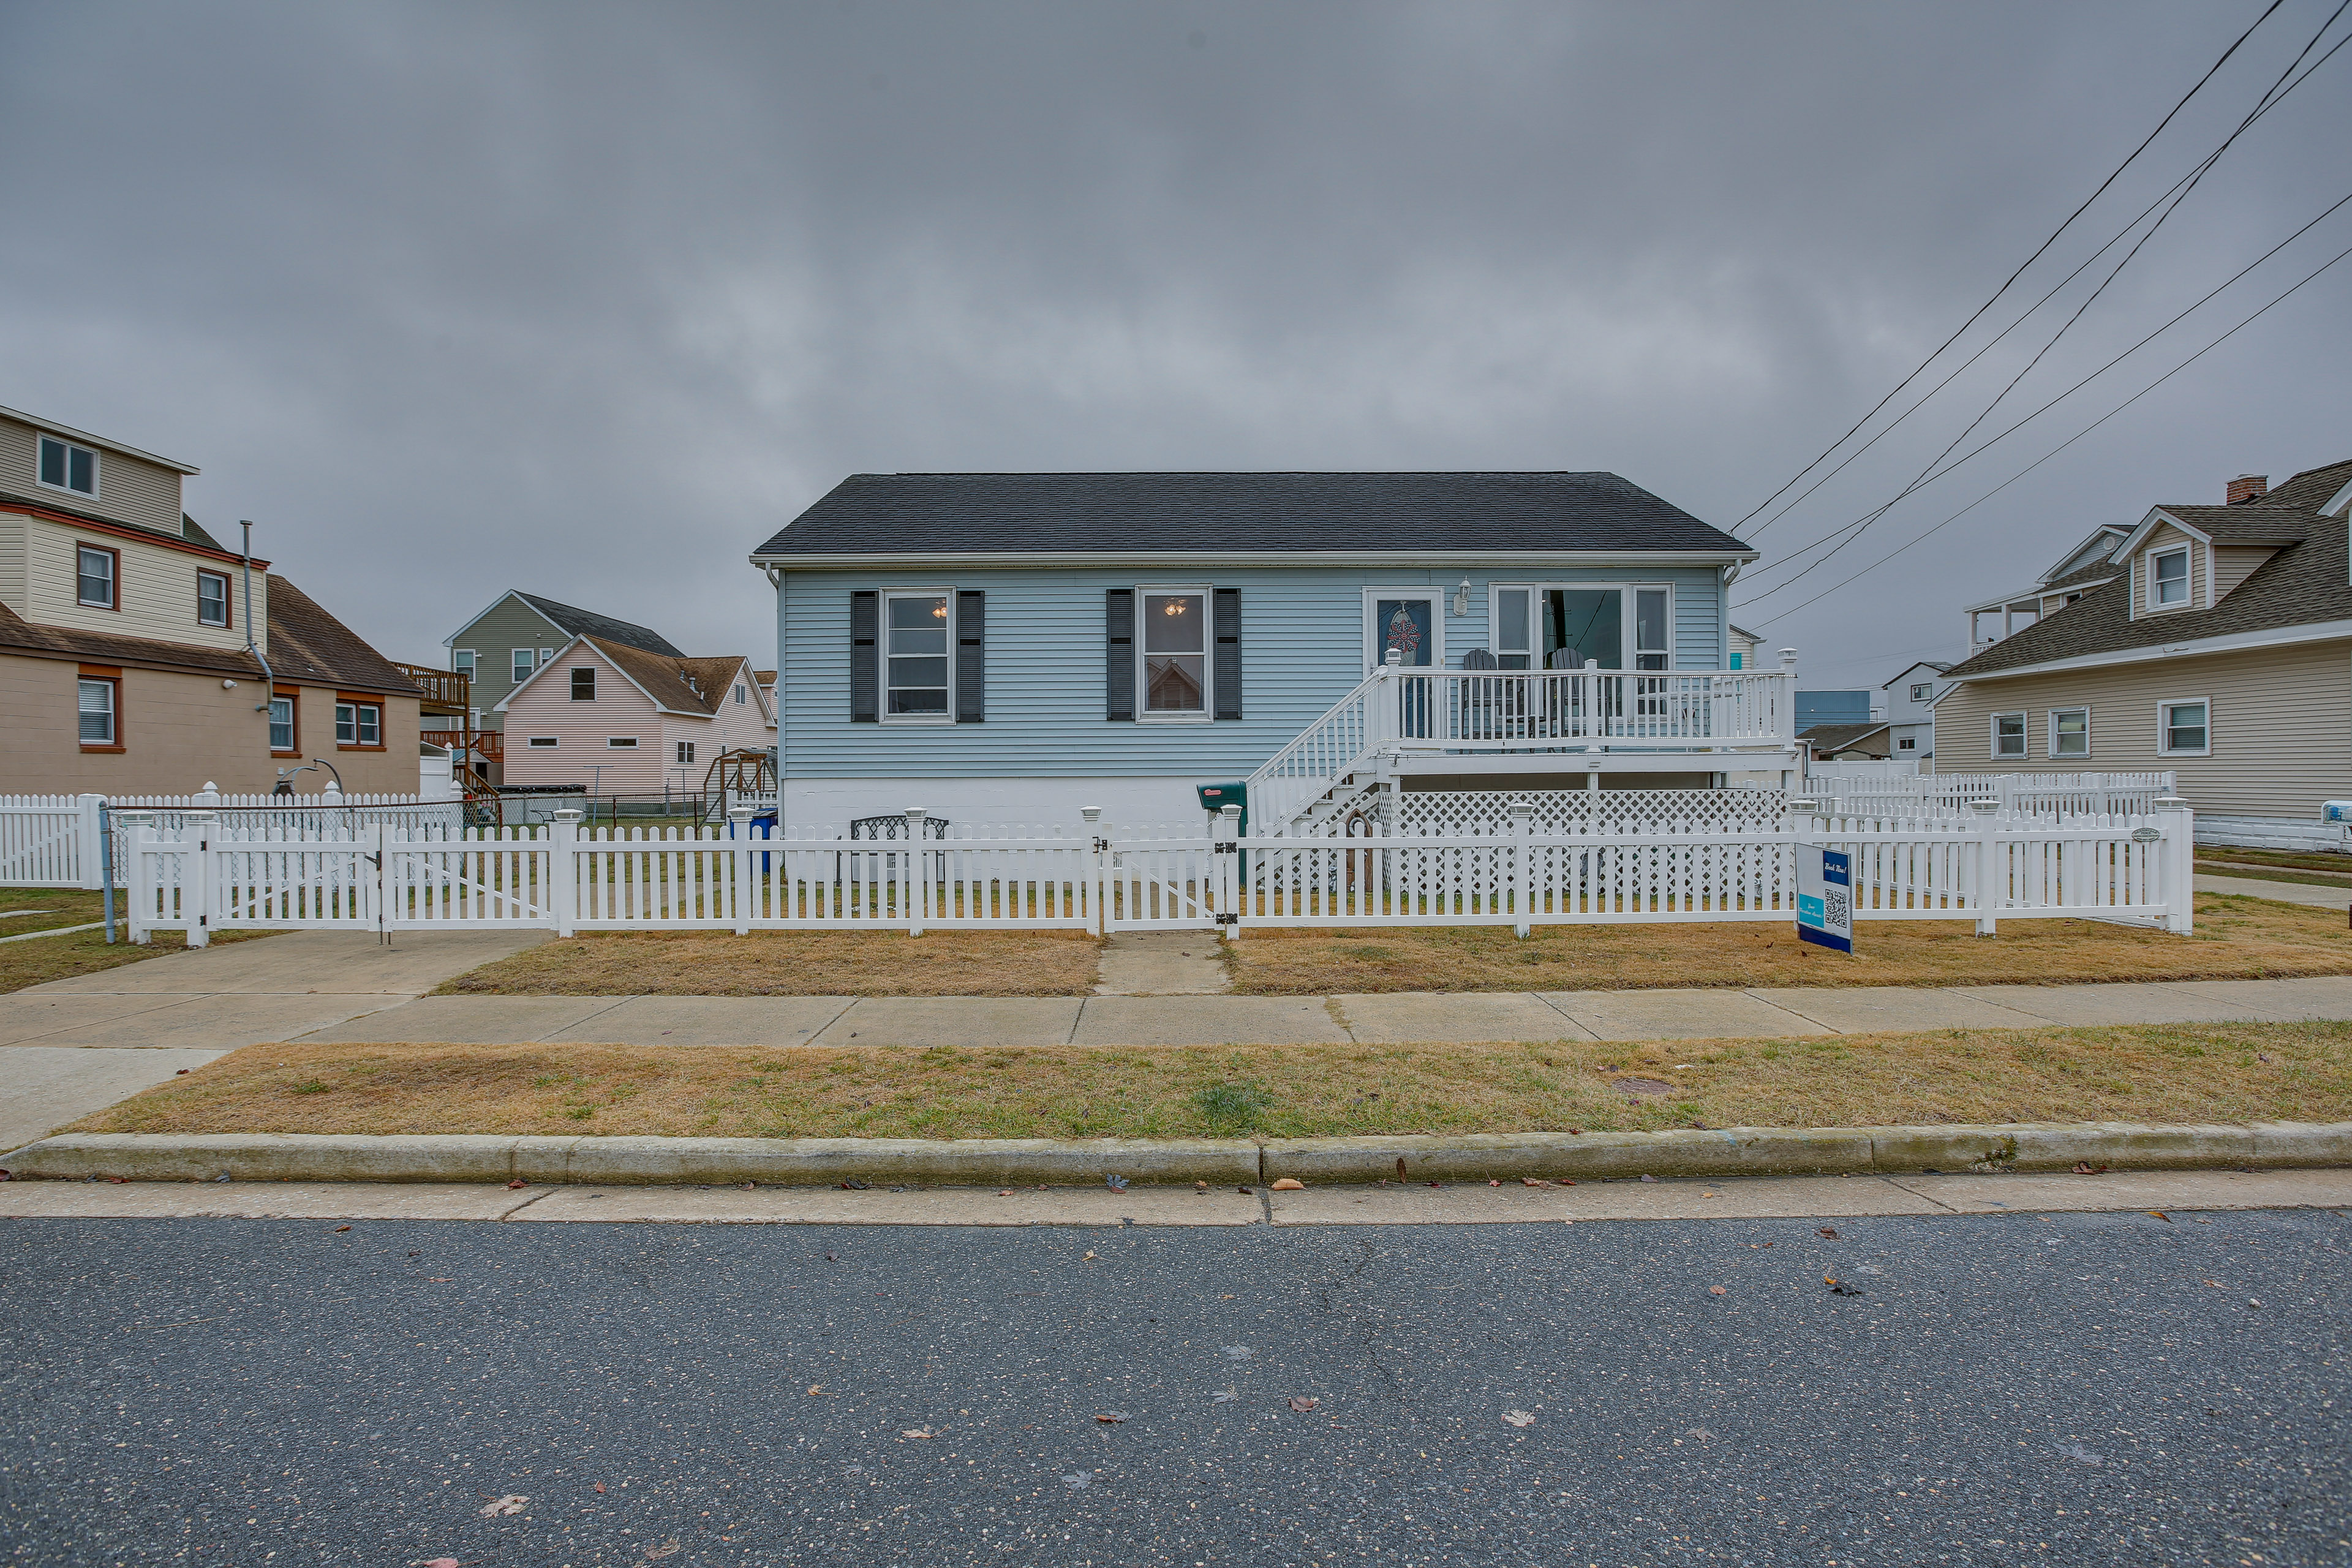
[752,472,1755,556]
[513,593,685,658]
[1946,457,2352,680]
[1798,722,1890,753]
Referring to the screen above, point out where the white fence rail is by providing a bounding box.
[1803,771,2177,819]
[120,800,2193,944]
[0,791,457,889]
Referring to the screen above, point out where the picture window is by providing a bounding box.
[527,737,559,748]
[606,736,638,749]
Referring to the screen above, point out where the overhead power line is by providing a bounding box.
[1741,233,2352,630]
[1726,0,2286,541]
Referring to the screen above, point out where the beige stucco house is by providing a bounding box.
[1934,458,2352,849]
[0,404,427,796]
[496,634,774,797]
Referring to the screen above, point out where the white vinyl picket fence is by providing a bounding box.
[1802,771,2177,818]
[0,791,459,889]
[120,799,2195,944]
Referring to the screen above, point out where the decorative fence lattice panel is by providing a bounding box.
[1390,788,1790,837]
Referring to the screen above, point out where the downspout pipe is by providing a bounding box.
[241,520,275,718]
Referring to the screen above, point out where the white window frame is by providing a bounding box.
[452,649,477,679]
[196,569,231,628]
[1991,710,2027,759]
[268,693,296,754]
[37,434,99,499]
[1135,584,1214,723]
[2158,696,2211,758]
[1909,682,1932,703]
[2048,706,2090,759]
[606,736,639,749]
[334,701,382,747]
[511,647,537,684]
[527,736,559,749]
[734,683,746,705]
[881,587,956,726]
[1897,735,1917,750]
[75,543,116,609]
[1482,582,1674,671]
[77,677,116,745]
[676,741,697,765]
[2149,546,2190,609]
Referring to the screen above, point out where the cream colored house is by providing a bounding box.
[496,635,774,797]
[0,404,427,795]
[1935,458,2352,848]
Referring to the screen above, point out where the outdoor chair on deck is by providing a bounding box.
[1457,647,1503,741]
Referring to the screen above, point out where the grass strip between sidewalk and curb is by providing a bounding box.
[66,1020,2352,1143]
[431,929,1101,997]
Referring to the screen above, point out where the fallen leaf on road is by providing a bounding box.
[1687,1427,1716,1442]
[1083,1251,1096,1261]
[1222,1345,1253,1360]
[1709,1286,1727,1295]
[1287,1396,1318,1413]
[1238,1186,1255,1194]
[1212,1389,1238,1403]
[1487,1178,1501,1187]
[1521,1178,1553,1188]
[1501,1410,1536,1428]
[824,1250,838,1261]
[479,1495,527,1517]
[997,1189,1014,1197]
[1106,1174,1129,1191]
[1638,1174,1657,1183]
[807,1384,831,1396]
[1271,1178,1305,1191]
[1061,1472,1091,1490]
[2147,1210,2172,1223]
[1826,1276,1863,1296]
[1817,1227,1838,1238]
[2071,1162,2109,1175]
[2053,1442,2103,1465]
[1096,1411,1129,1423]
[902,1427,940,1439]
[333,1225,351,1233]
[1194,1180,1208,1191]
[505,1180,528,1191]
[594,1482,605,1493]
[644,1542,680,1561]
[423,1559,459,1567]
[2203,1279,2223,1287]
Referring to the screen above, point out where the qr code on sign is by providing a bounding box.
[1825,889,1850,926]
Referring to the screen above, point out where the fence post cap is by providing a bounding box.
[1383,649,1403,667]
[1966,799,2000,815]
[2154,796,2192,809]
[1506,799,1536,818]
[1219,803,1242,820]
[904,806,927,821]
[726,805,756,822]
[551,808,584,823]
[1785,797,1819,812]
[1080,805,1102,824]
[114,809,156,824]
[180,809,216,824]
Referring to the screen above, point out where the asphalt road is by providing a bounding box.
[2,1207,2348,1567]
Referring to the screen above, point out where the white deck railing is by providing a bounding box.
[1804,771,2177,819]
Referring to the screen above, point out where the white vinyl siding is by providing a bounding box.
[197,569,230,627]
[1991,712,2026,758]
[2129,523,2206,619]
[75,545,115,608]
[40,435,98,498]
[0,512,255,650]
[2158,698,2209,757]
[2048,707,2089,758]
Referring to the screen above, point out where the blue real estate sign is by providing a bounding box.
[1796,845,1854,954]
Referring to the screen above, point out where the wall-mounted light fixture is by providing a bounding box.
[1450,577,1471,616]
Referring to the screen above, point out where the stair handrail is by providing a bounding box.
[1244,663,1390,834]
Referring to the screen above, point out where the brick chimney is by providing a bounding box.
[2228,473,2269,504]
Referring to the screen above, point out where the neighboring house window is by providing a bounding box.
[540,646,555,669]
[335,701,382,747]
[1898,736,1916,750]
[75,544,118,609]
[77,676,118,745]
[734,684,746,704]
[607,736,638,748]
[571,667,595,701]
[527,737,559,748]
[886,591,952,718]
[268,693,297,753]
[676,741,696,765]
[2160,698,2209,756]
[2150,546,2190,608]
[2049,707,2089,758]
[1909,682,1931,702]
[512,648,536,683]
[197,570,230,628]
[39,435,97,497]
[452,649,476,679]
[1991,712,2026,758]
[1140,589,1209,716]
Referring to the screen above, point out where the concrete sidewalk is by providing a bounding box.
[2198,871,2352,911]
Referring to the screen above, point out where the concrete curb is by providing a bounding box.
[7,1120,2351,1186]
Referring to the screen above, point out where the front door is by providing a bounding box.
[1366,592,1441,739]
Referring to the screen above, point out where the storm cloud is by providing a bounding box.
[4,1,2346,686]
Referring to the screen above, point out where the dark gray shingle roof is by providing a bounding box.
[753,472,1752,557]
[513,594,684,658]
[1947,457,2352,679]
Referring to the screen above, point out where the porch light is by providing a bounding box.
[1452,577,1471,616]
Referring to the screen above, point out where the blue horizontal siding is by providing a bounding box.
[780,566,1724,780]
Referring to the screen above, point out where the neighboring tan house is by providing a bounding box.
[0,404,426,795]
[1878,659,1953,760]
[1728,623,1763,670]
[1936,459,2352,848]
[440,591,684,750]
[496,635,772,797]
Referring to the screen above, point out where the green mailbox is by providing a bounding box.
[1195,782,1248,838]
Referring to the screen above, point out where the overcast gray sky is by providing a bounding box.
[4,1,2346,689]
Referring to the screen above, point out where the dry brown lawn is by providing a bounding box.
[434,929,1101,997]
[1226,893,2352,995]
[0,887,281,995]
[76,1020,2352,1142]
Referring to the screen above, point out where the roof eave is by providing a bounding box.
[0,405,200,475]
[1945,616,2352,682]
[748,548,1759,570]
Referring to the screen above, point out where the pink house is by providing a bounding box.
[496,634,774,794]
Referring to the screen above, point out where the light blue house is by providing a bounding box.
[750,473,1799,832]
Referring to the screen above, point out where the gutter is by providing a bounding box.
[240,521,275,721]
[1945,615,2352,684]
[747,549,1759,570]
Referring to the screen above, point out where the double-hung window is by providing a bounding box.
[1140,589,1208,717]
[39,435,97,497]
[452,649,476,680]
[268,692,297,753]
[336,701,382,747]
[76,544,117,609]
[2049,707,2089,758]
[511,648,536,684]
[77,677,117,745]
[885,591,952,717]
[570,668,595,701]
[197,570,230,627]
[1992,712,2027,758]
[2160,698,2209,756]
[676,741,696,765]
[2150,547,2190,608]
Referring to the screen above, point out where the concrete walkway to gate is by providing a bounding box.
[9,927,2352,1154]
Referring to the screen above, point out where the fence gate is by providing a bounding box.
[1101,828,1232,931]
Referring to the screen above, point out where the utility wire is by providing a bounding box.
[1739,180,2352,606]
[1728,0,2285,540]
[1741,233,2352,630]
[1746,8,2351,556]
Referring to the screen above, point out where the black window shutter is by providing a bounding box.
[956,590,985,723]
[1105,589,1134,722]
[1213,587,1242,720]
[850,591,879,723]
